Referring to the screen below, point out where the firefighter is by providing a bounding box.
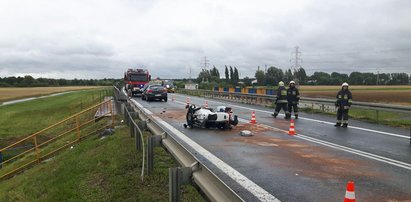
[335,82,352,127]
[287,81,300,119]
[272,81,291,119]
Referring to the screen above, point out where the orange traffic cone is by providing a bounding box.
[344,181,356,202]
[288,119,296,135]
[204,100,208,108]
[250,111,257,124]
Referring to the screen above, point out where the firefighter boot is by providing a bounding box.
[284,113,291,119]
[272,112,278,118]
[342,123,348,128]
[334,122,341,127]
[295,114,298,119]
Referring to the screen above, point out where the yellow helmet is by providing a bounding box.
[279,81,284,86]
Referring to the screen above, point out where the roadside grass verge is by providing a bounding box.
[0,124,204,201]
[0,88,111,141]
[0,86,104,103]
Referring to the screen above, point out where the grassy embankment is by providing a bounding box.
[0,86,103,104]
[0,88,204,201]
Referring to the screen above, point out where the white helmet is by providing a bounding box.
[289,81,295,85]
[279,81,284,86]
[342,82,349,87]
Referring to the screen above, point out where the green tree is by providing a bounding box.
[284,69,293,83]
[225,66,229,82]
[233,67,239,85]
[255,69,265,86]
[349,72,364,85]
[265,66,284,86]
[294,67,307,84]
[311,72,332,85]
[196,70,211,83]
[229,66,234,84]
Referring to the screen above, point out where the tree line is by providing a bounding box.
[196,65,410,87]
[0,75,119,87]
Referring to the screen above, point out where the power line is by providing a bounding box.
[290,46,302,72]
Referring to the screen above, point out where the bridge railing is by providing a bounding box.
[0,99,114,180]
[114,86,243,202]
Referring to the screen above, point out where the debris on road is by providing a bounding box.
[239,130,253,136]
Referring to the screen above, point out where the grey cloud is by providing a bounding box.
[0,0,410,79]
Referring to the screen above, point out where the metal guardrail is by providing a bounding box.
[177,89,411,113]
[177,88,411,124]
[113,86,243,202]
[0,99,114,180]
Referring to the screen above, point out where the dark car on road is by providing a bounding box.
[141,84,168,102]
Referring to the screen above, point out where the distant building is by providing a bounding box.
[185,83,198,90]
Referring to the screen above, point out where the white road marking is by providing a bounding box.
[236,117,411,171]
[131,99,280,202]
[177,99,411,170]
[173,93,409,139]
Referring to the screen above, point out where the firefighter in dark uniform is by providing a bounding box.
[272,81,291,119]
[287,81,300,119]
[335,82,352,128]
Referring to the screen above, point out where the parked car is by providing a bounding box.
[141,84,168,102]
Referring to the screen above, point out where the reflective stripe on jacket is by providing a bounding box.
[276,86,288,103]
[287,87,300,103]
[336,89,352,106]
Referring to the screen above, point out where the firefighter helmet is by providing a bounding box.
[279,81,284,86]
[342,82,349,87]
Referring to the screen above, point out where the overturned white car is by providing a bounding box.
[183,104,238,130]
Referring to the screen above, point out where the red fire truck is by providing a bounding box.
[124,68,151,96]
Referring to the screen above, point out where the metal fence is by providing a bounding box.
[0,99,114,180]
[113,86,243,202]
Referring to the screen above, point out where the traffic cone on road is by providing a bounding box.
[288,119,296,135]
[204,100,208,108]
[250,111,257,124]
[344,181,356,202]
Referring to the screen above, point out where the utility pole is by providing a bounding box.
[201,56,210,83]
[290,46,302,71]
[377,71,379,85]
[290,46,302,82]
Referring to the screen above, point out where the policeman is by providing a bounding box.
[273,81,291,119]
[287,81,300,119]
[335,82,352,127]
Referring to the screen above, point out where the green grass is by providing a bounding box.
[0,125,204,201]
[0,88,111,140]
[0,89,204,201]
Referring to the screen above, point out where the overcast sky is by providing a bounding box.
[0,0,410,79]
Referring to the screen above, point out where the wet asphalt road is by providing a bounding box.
[132,93,411,202]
